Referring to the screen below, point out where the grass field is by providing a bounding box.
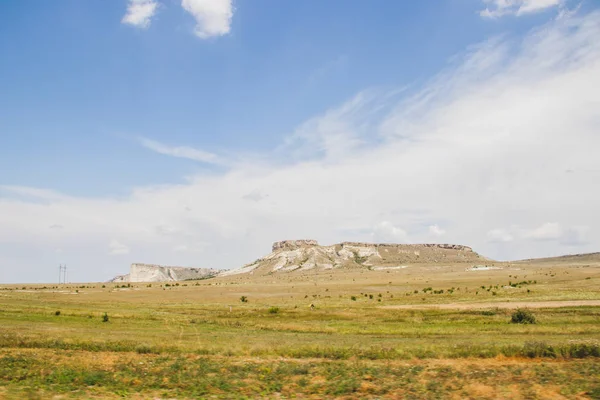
[1,260,599,398]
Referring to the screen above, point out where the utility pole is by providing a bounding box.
[59,264,67,284]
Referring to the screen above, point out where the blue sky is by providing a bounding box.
[1,0,599,283]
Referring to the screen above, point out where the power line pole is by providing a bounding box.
[59,264,67,284]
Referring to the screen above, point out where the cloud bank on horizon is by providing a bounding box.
[1,3,599,283]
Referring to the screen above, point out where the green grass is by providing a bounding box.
[0,350,598,399]
[0,266,599,398]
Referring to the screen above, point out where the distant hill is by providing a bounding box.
[515,252,600,264]
[221,240,488,276]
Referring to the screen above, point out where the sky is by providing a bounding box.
[1,0,599,283]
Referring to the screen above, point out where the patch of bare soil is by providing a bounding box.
[382,300,600,310]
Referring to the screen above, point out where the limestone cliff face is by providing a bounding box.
[272,240,319,252]
[110,264,219,283]
[223,240,485,276]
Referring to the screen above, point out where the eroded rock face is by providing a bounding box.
[272,240,319,252]
[110,264,219,283]
[229,240,485,276]
[338,242,474,252]
[110,241,485,281]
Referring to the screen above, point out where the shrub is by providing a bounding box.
[54,311,61,316]
[511,309,536,324]
[102,313,109,323]
[240,296,248,303]
[268,306,280,314]
[350,296,357,301]
[135,344,153,354]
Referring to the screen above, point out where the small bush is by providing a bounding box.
[350,296,357,301]
[240,296,248,303]
[102,313,109,323]
[54,311,61,316]
[135,344,153,354]
[511,309,536,324]
[268,306,280,314]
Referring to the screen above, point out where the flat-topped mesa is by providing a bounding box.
[272,240,319,252]
[339,242,474,252]
[223,240,487,276]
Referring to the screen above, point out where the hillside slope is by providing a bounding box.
[222,240,488,276]
[515,252,600,265]
[110,264,219,283]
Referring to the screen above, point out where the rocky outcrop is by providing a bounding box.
[224,240,486,276]
[272,240,319,252]
[109,264,219,283]
[110,241,487,281]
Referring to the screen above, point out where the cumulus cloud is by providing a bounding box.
[109,240,130,255]
[2,11,600,282]
[140,137,222,164]
[429,225,446,237]
[480,0,563,18]
[122,0,159,28]
[523,222,563,240]
[372,222,409,243]
[181,0,233,39]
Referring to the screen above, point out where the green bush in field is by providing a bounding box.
[268,306,280,314]
[511,309,536,324]
[102,313,109,323]
[54,311,61,316]
[135,344,153,354]
[240,296,248,303]
[350,296,357,301]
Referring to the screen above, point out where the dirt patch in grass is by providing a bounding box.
[382,300,600,310]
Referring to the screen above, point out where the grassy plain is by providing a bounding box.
[1,260,599,398]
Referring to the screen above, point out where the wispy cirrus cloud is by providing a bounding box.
[139,137,223,165]
[480,0,563,18]
[122,0,160,28]
[2,11,600,282]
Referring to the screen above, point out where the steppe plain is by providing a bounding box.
[1,252,599,399]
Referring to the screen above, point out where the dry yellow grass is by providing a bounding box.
[0,258,599,398]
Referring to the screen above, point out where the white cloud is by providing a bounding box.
[429,225,446,237]
[140,137,221,164]
[524,222,563,240]
[480,0,563,18]
[372,221,410,243]
[487,229,514,243]
[122,0,159,28]
[109,240,130,255]
[181,0,233,39]
[2,11,600,282]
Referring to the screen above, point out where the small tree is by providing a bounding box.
[102,312,109,323]
[511,309,536,324]
[240,296,248,303]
